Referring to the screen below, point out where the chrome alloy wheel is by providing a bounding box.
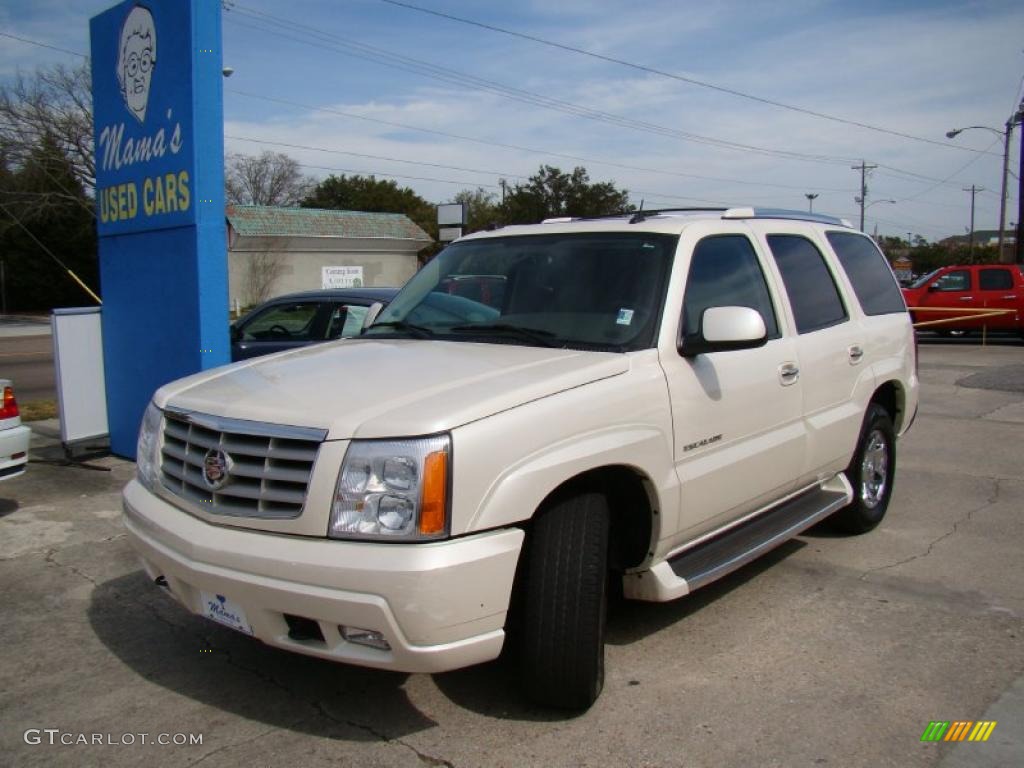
[859,429,889,509]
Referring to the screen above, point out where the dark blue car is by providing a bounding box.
[230,287,398,361]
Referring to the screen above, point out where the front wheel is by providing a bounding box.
[831,403,896,534]
[519,491,610,710]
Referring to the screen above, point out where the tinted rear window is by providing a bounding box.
[766,235,848,334]
[826,232,906,316]
[979,268,1013,291]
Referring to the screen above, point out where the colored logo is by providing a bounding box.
[920,721,997,743]
[202,448,233,491]
[117,5,156,123]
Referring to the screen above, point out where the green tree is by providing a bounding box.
[302,174,437,240]
[502,166,633,224]
[452,187,500,233]
[0,135,98,310]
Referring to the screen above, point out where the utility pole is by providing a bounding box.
[805,193,818,213]
[963,185,983,261]
[1017,103,1024,263]
[997,115,1013,263]
[852,161,877,231]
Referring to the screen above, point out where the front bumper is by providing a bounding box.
[122,479,523,673]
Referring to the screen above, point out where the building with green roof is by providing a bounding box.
[226,204,433,309]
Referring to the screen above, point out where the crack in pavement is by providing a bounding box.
[188,722,298,768]
[312,698,455,768]
[860,477,1002,579]
[44,548,101,586]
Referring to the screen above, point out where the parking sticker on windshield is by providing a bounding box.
[617,308,635,326]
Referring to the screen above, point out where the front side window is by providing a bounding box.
[240,302,322,342]
[933,270,971,292]
[767,235,848,334]
[979,268,1013,291]
[826,232,906,316]
[367,233,677,351]
[681,235,779,344]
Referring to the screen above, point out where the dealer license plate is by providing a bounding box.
[200,591,253,635]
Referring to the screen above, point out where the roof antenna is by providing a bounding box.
[629,199,647,224]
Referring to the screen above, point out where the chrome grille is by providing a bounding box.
[159,409,326,519]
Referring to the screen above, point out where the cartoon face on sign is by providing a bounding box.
[116,5,156,123]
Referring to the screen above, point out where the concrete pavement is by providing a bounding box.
[0,341,1021,767]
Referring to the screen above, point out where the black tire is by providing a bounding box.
[831,403,896,534]
[520,491,610,710]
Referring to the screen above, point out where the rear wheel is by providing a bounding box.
[520,491,610,710]
[831,403,896,534]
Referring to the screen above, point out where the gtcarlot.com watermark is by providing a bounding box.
[24,729,203,747]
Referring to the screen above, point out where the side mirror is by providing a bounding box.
[927,282,940,292]
[362,302,384,331]
[230,324,241,342]
[680,306,767,357]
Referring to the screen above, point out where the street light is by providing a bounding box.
[805,193,819,213]
[863,198,896,224]
[946,112,1021,263]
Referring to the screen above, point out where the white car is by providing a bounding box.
[123,207,919,709]
[0,379,30,481]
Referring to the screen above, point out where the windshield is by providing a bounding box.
[909,269,939,289]
[365,232,677,351]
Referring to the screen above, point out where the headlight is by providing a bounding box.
[136,401,163,491]
[330,435,450,541]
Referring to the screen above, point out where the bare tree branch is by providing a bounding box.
[0,62,94,193]
[244,251,286,305]
[225,151,313,207]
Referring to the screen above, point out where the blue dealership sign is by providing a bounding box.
[91,0,229,457]
[92,2,196,234]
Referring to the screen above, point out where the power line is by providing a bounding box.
[0,31,87,59]
[227,90,857,194]
[896,136,1002,204]
[228,135,525,180]
[225,6,860,166]
[373,0,998,156]
[225,7,989,193]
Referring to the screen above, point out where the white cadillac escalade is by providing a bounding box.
[123,207,918,709]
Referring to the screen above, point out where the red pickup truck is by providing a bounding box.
[902,264,1024,336]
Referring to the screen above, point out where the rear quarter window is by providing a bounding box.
[826,232,907,316]
[979,268,1014,291]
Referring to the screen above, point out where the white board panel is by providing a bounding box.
[52,308,109,446]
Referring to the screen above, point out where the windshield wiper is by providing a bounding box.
[449,323,561,348]
[365,320,436,339]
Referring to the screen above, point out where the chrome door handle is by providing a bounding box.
[1002,295,1017,300]
[959,296,974,301]
[848,345,864,363]
[779,363,800,386]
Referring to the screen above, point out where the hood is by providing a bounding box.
[154,339,629,439]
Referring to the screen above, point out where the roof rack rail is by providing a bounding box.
[539,207,854,228]
[577,207,727,223]
[723,207,853,227]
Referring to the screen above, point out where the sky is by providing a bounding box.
[2,0,1023,242]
